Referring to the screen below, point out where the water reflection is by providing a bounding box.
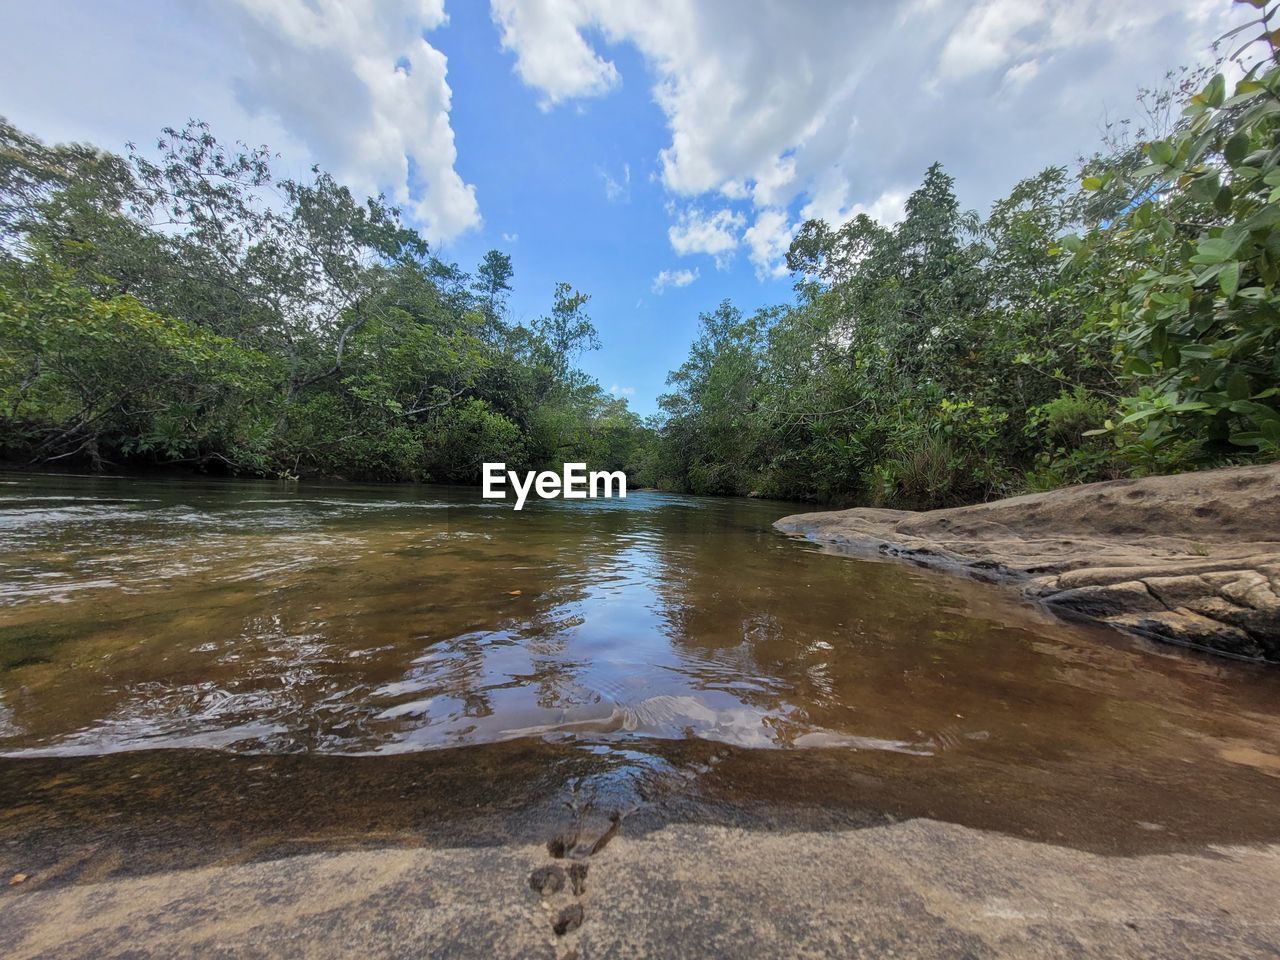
[1,473,1278,791]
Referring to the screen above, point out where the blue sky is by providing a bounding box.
[0,0,1253,416]
[432,2,777,413]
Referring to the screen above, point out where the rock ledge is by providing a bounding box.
[774,463,1280,661]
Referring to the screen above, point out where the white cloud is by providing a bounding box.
[668,206,744,266]
[600,161,631,201]
[744,209,795,280]
[230,0,480,244]
[800,183,908,232]
[936,0,1046,79]
[502,231,519,243]
[651,267,699,293]
[1003,59,1041,88]
[608,384,636,397]
[490,0,619,109]
[491,0,1253,278]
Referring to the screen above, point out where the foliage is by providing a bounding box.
[0,120,651,481]
[649,5,1280,505]
[1066,7,1280,468]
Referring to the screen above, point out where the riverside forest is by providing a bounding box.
[3,25,1279,505]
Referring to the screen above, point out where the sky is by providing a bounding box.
[0,0,1255,416]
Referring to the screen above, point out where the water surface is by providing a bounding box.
[2,473,1279,874]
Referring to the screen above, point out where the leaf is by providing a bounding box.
[1179,344,1216,359]
[1189,171,1221,203]
[1119,408,1158,425]
[1148,141,1175,165]
[1229,431,1266,447]
[1124,357,1154,377]
[1243,204,1280,230]
[1194,263,1226,287]
[1204,73,1227,108]
[1081,176,1103,191]
[1226,369,1251,402]
[1219,260,1241,298]
[1225,131,1251,165]
[8,873,27,886]
[1192,236,1241,265]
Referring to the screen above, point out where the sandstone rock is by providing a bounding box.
[775,463,1280,662]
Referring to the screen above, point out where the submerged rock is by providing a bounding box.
[775,463,1280,662]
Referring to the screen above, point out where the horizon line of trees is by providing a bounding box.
[3,2,1278,509]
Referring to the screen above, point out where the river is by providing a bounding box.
[2,472,1279,878]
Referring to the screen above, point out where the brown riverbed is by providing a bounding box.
[2,473,1280,891]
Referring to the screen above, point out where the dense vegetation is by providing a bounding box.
[0,122,649,480]
[2,6,1277,505]
[643,10,1280,506]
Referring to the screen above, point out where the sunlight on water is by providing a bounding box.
[3,473,1280,857]
[0,472,1276,772]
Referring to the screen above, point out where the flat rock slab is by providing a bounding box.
[4,819,1279,959]
[775,463,1280,661]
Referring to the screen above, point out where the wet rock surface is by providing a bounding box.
[776,463,1280,661]
[4,820,1279,959]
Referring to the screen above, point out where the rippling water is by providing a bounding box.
[2,472,1279,861]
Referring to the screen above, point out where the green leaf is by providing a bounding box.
[1191,237,1239,265]
[1189,171,1221,203]
[1226,369,1251,401]
[1124,357,1154,377]
[1225,131,1251,165]
[1230,432,1266,447]
[1243,204,1280,230]
[1179,344,1216,359]
[1219,260,1240,297]
[1148,141,1175,165]
[1204,73,1227,108]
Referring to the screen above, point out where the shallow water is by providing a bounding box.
[1,472,1279,870]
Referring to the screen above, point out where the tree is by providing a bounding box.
[0,117,652,482]
[472,249,513,325]
[533,282,600,379]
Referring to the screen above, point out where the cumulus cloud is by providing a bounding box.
[668,207,745,267]
[743,209,794,280]
[608,384,636,397]
[230,0,479,244]
[490,0,619,109]
[652,267,699,293]
[490,0,1253,277]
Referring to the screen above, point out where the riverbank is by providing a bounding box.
[775,463,1280,662]
[5,818,1279,959]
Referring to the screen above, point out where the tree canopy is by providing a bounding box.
[0,120,650,481]
[639,9,1280,505]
